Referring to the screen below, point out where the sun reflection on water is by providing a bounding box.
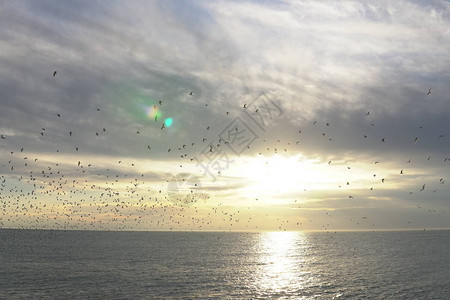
[253,231,313,296]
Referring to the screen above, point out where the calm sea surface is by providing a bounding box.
[0,229,449,299]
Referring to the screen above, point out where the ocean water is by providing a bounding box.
[0,229,449,299]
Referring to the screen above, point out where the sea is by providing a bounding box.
[0,229,449,299]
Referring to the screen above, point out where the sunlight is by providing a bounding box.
[254,231,312,294]
[238,155,336,199]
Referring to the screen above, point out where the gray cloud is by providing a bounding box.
[1,0,450,230]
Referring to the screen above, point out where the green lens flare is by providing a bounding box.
[165,118,173,127]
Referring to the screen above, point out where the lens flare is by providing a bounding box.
[165,118,173,127]
[145,106,161,120]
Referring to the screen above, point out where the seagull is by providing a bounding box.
[366,110,370,116]
[189,91,194,96]
[69,131,72,136]
[57,114,61,117]
[427,88,432,95]
[0,135,5,139]
[243,104,247,109]
[53,71,57,77]
[420,184,425,191]
[414,137,419,143]
[161,123,165,130]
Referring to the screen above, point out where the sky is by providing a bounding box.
[1,0,450,231]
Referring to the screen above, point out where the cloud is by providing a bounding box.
[1,0,449,230]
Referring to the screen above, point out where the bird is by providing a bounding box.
[427,88,432,95]
[366,110,370,116]
[161,123,165,130]
[57,114,61,117]
[69,131,72,136]
[420,184,425,191]
[159,101,162,105]
[243,104,247,109]
[189,91,194,96]
[53,71,57,77]
[0,135,5,139]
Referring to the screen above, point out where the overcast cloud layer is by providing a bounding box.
[1,0,450,231]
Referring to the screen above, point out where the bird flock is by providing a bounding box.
[0,71,448,231]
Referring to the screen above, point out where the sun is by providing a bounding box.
[242,155,303,194]
[238,154,323,200]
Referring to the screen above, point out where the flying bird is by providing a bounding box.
[0,135,5,139]
[53,71,57,77]
[427,88,432,95]
[189,92,194,95]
